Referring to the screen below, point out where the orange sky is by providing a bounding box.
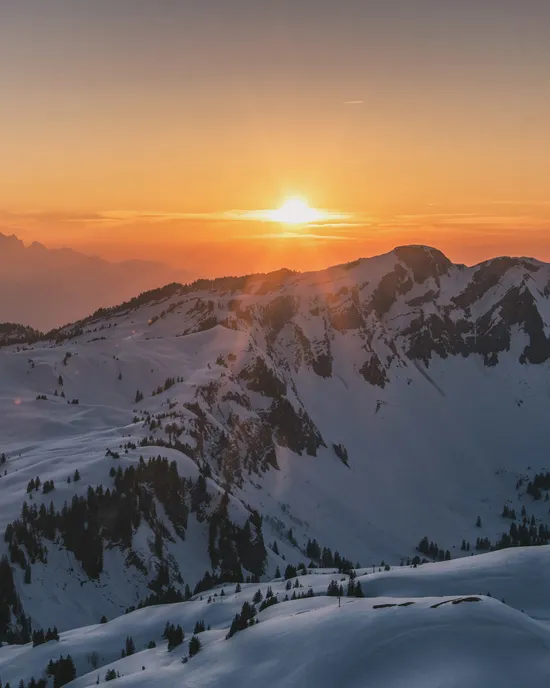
[1,2,549,275]
[3,203,550,277]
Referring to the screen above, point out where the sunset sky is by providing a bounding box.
[1,0,550,275]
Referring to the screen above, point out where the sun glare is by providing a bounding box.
[267,197,323,225]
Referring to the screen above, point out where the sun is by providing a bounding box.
[267,197,322,225]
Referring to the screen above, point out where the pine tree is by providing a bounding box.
[125,635,136,656]
[284,564,297,580]
[193,619,205,634]
[33,629,46,647]
[346,578,356,597]
[162,621,171,640]
[476,516,482,528]
[226,601,256,638]
[164,623,182,650]
[327,580,340,597]
[321,547,334,568]
[189,635,201,657]
[46,655,76,687]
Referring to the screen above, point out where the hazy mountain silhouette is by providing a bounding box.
[0,232,192,330]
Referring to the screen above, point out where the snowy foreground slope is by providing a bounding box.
[2,548,550,686]
[0,547,550,688]
[1,244,550,642]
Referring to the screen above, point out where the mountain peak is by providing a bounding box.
[0,232,25,250]
[28,240,48,251]
[392,245,454,282]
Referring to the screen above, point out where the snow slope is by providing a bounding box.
[111,598,550,688]
[2,547,550,686]
[363,546,550,621]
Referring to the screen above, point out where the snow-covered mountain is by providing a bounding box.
[0,232,192,330]
[1,244,550,684]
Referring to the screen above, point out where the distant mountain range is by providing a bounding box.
[0,232,192,330]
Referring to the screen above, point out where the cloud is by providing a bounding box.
[83,208,356,226]
[255,232,355,241]
[480,200,550,207]
[307,222,366,228]
[239,208,352,224]
[3,205,548,248]
[97,210,216,223]
[344,100,364,105]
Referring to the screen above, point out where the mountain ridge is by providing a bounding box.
[4,242,546,336]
